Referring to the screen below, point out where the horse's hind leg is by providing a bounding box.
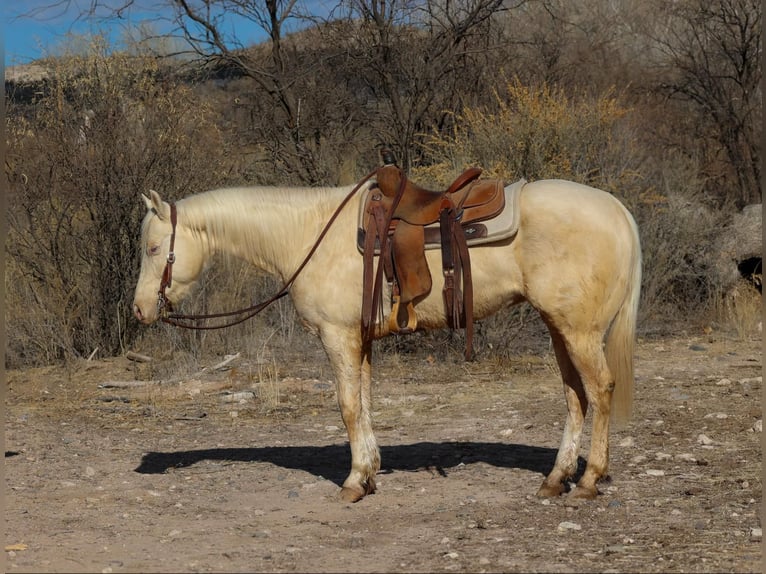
[561,330,615,500]
[537,329,588,497]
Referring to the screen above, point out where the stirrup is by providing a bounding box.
[389,295,418,334]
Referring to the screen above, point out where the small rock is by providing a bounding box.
[499,429,513,437]
[750,527,762,540]
[752,420,762,433]
[220,391,255,403]
[697,434,714,445]
[85,466,96,477]
[349,537,364,549]
[557,521,582,532]
[444,552,459,559]
[689,344,707,351]
[654,452,672,461]
[716,378,732,386]
[645,469,665,476]
[325,425,340,432]
[675,453,697,463]
[618,437,635,448]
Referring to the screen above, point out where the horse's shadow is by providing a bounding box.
[135,441,575,486]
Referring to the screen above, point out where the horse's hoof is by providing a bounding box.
[338,478,376,503]
[536,481,566,498]
[568,485,598,500]
[339,486,366,503]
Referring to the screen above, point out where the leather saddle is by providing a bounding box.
[360,157,508,360]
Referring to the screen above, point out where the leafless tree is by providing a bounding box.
[641,0,761,206]
[43,0,350,184]
[333,0,525,169]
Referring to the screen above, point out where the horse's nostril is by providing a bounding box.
[133,304,143,321]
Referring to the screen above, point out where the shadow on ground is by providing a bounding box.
[135,441,561,486]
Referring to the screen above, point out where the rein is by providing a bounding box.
[157,169,378,330]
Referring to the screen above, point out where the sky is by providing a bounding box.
[3,0,323,68]
[4,0,159,66]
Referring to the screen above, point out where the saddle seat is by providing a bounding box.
[374,165,503,226]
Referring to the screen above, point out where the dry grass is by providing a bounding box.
[715,280,763,341]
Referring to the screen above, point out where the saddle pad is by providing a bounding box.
[356,178,525,253]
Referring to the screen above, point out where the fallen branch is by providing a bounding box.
[98,353,241,389]
[126,351,153,363]
[98,380,158,389]
[199,353,240,374]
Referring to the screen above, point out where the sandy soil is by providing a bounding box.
[5,330,762,573]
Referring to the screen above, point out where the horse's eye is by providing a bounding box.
[148,244,160,256]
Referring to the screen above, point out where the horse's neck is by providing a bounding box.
[181,187,345,281]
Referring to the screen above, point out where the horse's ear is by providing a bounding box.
[143,189,171,221]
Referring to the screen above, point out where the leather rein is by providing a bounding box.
[156,169,378,330]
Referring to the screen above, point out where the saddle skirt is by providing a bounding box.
[356,178,525,253]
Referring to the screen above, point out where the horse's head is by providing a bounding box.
[132,190,207,324]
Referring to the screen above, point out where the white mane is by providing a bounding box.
[175,184,361,274]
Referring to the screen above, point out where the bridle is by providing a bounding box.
[156,203,177,316]
[154,169,379,330]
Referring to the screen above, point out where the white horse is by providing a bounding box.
[132,176,641,503]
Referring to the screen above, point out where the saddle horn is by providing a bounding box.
[379,147,398,166]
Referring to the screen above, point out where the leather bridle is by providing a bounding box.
[154,169,378,330]
[156,202,177,316]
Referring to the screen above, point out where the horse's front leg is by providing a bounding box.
[320,324,379,502]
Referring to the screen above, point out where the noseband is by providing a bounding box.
[156,202,177,316]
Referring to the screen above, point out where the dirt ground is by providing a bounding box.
[5,328,763,573]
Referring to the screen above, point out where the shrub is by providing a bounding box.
[5,40,228,366]
[415,79,633,187]
[412,80,732,334]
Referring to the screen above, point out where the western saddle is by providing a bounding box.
[360,150,506,360]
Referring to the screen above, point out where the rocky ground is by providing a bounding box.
[5,329,762,573]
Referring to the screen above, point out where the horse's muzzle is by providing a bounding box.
[133,302,156,325]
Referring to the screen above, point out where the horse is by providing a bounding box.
[132,175,642,503]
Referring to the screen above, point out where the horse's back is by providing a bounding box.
[522,178,632,219]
